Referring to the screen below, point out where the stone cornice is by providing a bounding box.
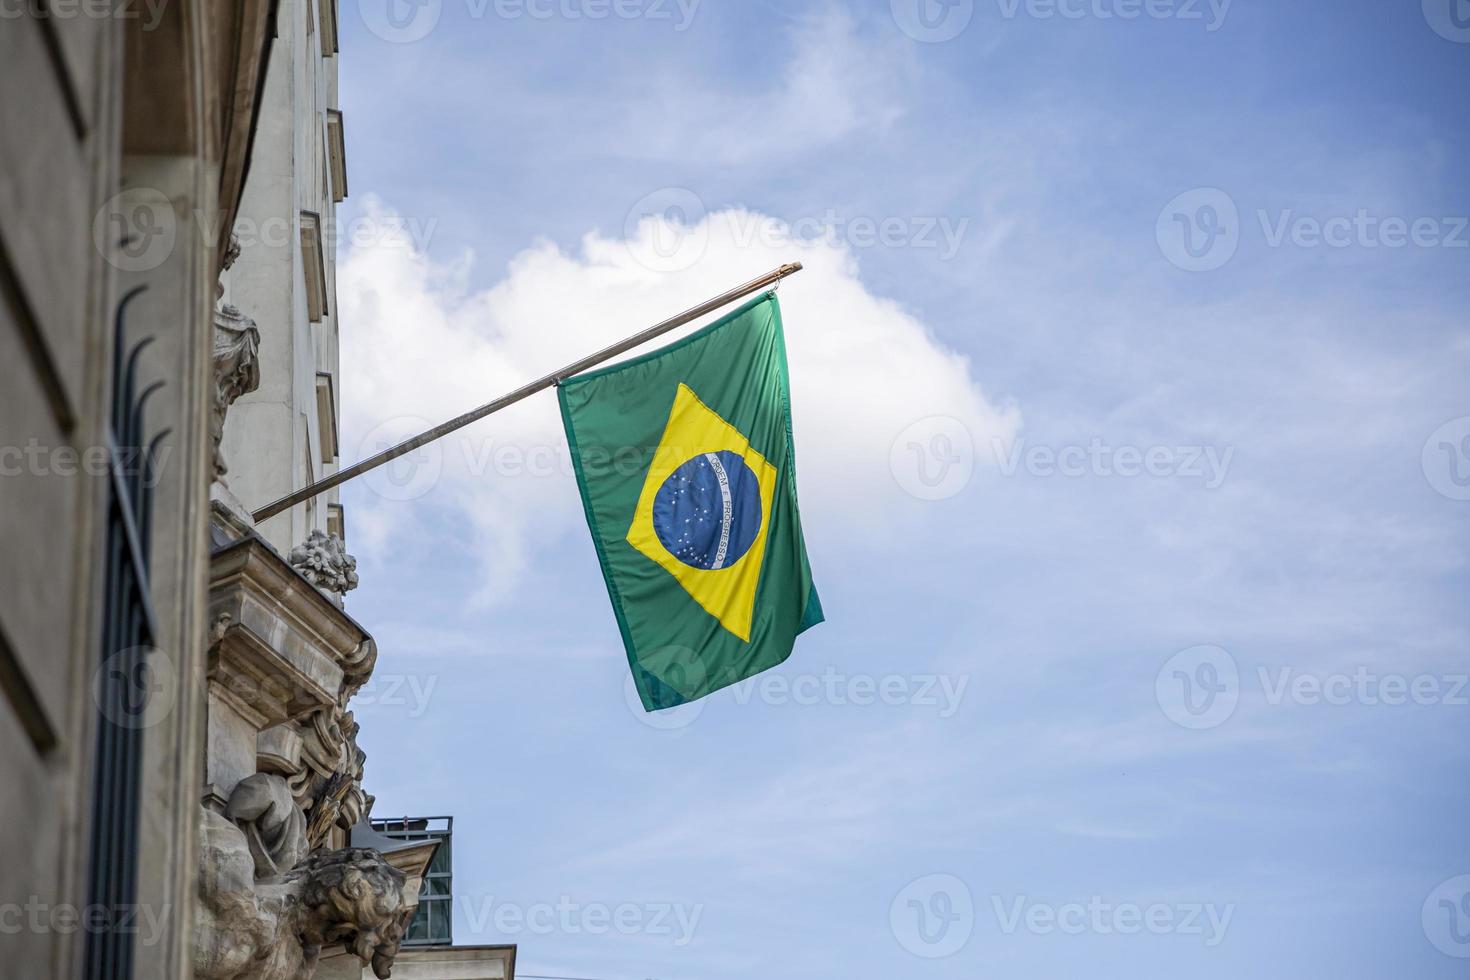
[208,534,374,728]
[327,944,518,979]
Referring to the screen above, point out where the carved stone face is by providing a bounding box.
[293,846,414,967]
[195,810,422,980]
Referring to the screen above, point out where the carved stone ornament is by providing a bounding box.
[212,302,261,481]
[223,233,243,273]
[271,707,372,851]
[227,773,309,879]
[217,233,242,303]
[203,533,403,980]
[194,807,420,980]
[289,531,359,601]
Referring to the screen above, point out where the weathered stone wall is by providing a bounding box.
[0,3,278,976]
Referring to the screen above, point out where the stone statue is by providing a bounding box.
[227,773,309,878]
[212,302,261,482]
[194,807,420,980]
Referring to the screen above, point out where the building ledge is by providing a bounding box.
[209,533,372,726]
[316,943,516,980]
[205,527,377,809]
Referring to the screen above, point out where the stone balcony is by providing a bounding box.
[205,525,375,816]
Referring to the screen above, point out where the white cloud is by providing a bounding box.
[339,196,1018,602]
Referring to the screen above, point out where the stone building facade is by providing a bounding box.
[0,3,513,978]
[1,4,281,976]
[218,0,348,558]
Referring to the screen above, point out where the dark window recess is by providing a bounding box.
[84,286,168,980]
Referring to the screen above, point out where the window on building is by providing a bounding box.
[85,296,166,979]
[315,373,338,462]
[319,0,339,55]
[302,430,317,531]
[300,211,328,322]
[326,110,348,203]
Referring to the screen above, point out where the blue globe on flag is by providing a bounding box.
[653,451,763,570]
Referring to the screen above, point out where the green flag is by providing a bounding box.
[559,292,824,712]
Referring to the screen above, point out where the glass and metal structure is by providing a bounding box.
[371,815,454,946]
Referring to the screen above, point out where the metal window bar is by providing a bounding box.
[83,286,166,980]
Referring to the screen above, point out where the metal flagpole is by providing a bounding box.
[250,262,805,524]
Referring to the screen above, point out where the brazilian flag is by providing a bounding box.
[559,293,823,712]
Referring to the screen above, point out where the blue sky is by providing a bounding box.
[332,2,1470,977]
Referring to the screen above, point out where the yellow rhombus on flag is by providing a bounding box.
[625,383,779,643]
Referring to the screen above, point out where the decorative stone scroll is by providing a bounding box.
[268,706,373,851]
